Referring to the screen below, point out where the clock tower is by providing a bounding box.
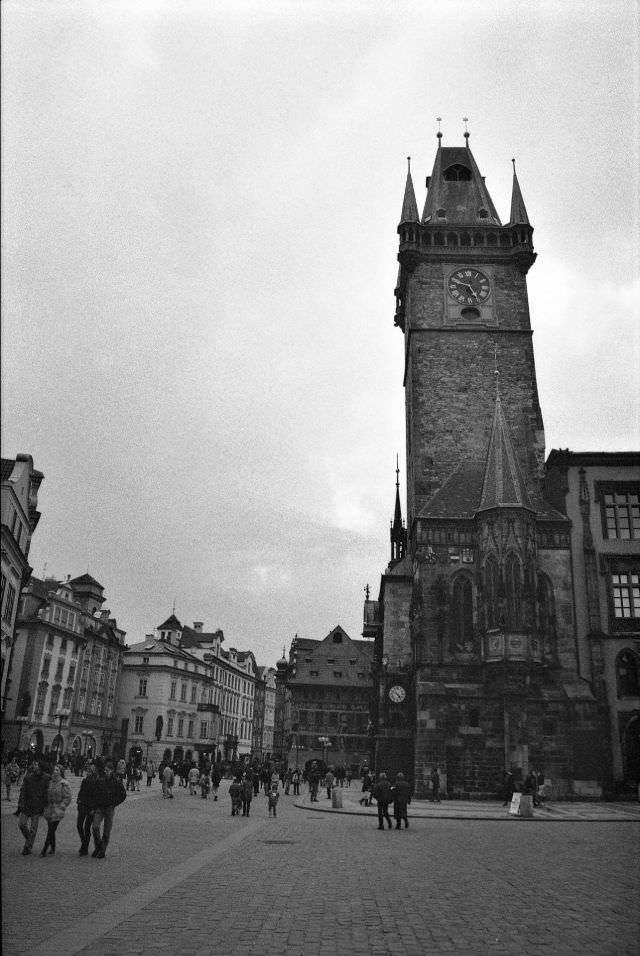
[369,130,608,798]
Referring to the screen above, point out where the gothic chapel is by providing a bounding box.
[366,130,607,798]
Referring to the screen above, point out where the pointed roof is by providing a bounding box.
[478,382,533,511]
[422,142,501,226]
[508,160,530,225]
[400,158,419,223]
[157,613,182,631]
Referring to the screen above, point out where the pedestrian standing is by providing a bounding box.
[211,765,221,801]
[430,767,441,803]
[162,763,175,799]
[371,772,393,830]
[40,765,72,856]
[17,759,51,855]
[308,762,321,802]
[268,785,279,817]
[188,764,200,795]
[77,761,97,855]
[199,769,210,799]
[392,772,411,829]
[346,767,352,787]
[146,759,155,787]
[360,768,373,806]
[325,768,335,800]
[90,759,126,859]
[502,770,515,807]
[292,768,300,796]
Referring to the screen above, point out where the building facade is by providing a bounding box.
[545,451,640,794]
[369,135,607,798]
[119,615,260,766]
[6,573,125,761]
[276,627,374,771]
[1,454,43,721]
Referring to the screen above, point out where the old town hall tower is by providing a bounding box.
[367,130,607,798]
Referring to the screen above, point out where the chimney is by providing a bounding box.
[193,622,203,633]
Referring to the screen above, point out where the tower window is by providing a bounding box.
[478,208,489,219]
[505,553,522,629]
[436,208,446,219]
[443,164,472,181]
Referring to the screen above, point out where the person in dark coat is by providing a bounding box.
[77,761,97,855]
[229,777,242,816]
[392,772,411,829]
[241,776,253,817]
[502,770,515,806]
[90,758,126,859]
[17,760,51,855]
[308,763,321,802]
[429,767,441,803]
[360,768,373,806]
[371,772,393,830]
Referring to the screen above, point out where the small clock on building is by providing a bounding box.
[388,685,406,703]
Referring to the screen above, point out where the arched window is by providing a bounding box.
[505,554,522,628]
[617,650,640,698]
[537,572,556,656]
[446,232,458,247]
[484,556,500,628]
[450,573,473,651]
[444,164,472,181]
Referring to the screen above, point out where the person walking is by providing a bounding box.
[145,759,155,787]
[308,762,321,802]
[40,765,72,856]
[199,769,211,799]
[77,760,97,855]
[17,759,51,856]
[502,770,515,807]
[241,775,253,817]
[372,772,393,830]
[292,768,301,796]
[211,764,221,801]
[229,776,242,816]
[346,767,352,788]
[90,759,126,859]
[360,768,373,806]
[430,767,441,803]
[392,772,411,829]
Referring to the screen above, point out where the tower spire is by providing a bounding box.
[479,368,533,512]
[509,157,531,225]
[400,155,419,223]
[390,455,407,563]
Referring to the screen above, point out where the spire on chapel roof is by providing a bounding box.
[400,156,419,223]
[508,158,531,226]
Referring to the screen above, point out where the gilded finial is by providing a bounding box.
[364,583,370,601]
[396,453,400,487]
[463,116,470,144]
[436,116,442,141]
[493,346,500,397]
[407,156,411,173]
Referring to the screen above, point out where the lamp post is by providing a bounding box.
[318,735,332,768]
[54,708,70,763]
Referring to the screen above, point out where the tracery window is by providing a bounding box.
[505,553,522,629]
[450,573,473,650]
[484,556,500,628]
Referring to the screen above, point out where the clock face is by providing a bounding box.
[388,685,406,703]
[448,269,490,305]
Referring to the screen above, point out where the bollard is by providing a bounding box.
[518,794,534,817]
[331,787,343,809]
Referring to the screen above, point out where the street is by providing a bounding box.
[2,778,639,956]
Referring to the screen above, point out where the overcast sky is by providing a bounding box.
[2,0,639,666]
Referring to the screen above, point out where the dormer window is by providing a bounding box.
[443,164,471,181]
[436,208,446,219]
[478,208,489,219]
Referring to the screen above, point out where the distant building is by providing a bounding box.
[546,451,640,795]
[1,454,43,720]
[118,615,261,767]
[276,627,374,771]
[7,573,125,761]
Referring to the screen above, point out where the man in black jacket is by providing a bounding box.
[372,772,393,830]
[392,772,411,829]
[90,758,126,859]
[17,760,51,855]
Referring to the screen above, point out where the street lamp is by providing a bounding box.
[54,708,70,763]
[318,735,332,768]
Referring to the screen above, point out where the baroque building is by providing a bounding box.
[545,451,640,794]
[369,132,607,798]
[6,573,125,761]
[1,454,43,720]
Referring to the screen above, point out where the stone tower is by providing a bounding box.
[371,132,608,798]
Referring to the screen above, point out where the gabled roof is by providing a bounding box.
[68,573,104,590]
[179,626,224,649]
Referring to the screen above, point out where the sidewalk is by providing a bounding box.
[294,783,640,822]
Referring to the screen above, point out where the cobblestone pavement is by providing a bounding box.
[2,779,639,956]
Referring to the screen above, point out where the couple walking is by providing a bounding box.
[372,772,411,830]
